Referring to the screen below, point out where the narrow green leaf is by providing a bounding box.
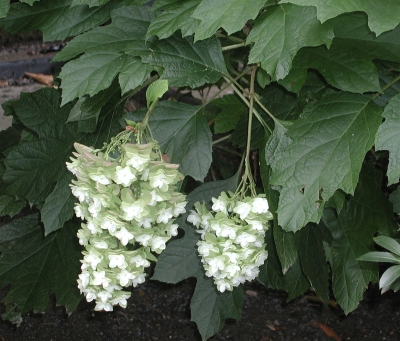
[126,35,228,88]
[281,0,400,36]
[147,0,201,39]
[0,0,121,42]
[247,3,333,80]
[297,224,329,302]
[0,0,9,19]
[270,93,382,232]
[380,265,400,289]
[191,0,265,42]
[0,214,82,324]
[322,165,397,314]
[59,52,129,105]
[213,95,246,134]
[358,251,400,264]
[373,236,400,257]
[146,79,168,109]
[375,94,400,185]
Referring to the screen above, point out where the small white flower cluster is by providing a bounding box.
[187,192,273,293]
[67,142,186,311]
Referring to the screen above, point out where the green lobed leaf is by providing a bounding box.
[191,0,266,42]
[270,93,382,232]
[2,87,125,234]
[0,214,82,324]
[284,258,310,302]
[53,5,153,61]
[0,0,122,42]
[147,0,201,39]
[70,0,110,7]
[297,224,329,303]
[149,101,212,182]
[213,94,246,134]
[247,3,333,80]
[59,52,129,105]
[0,195,26,218]
[390,187,400,215]
[0,0,9,18]
[152,174,242,340]
[126,35,228,88]
[279,45,381,94]
[118,58,152,96]
[280,0,400,36]
[146,79,168,109]
[322,165,397,314]
[191,277,244,341]
[375,94,400,185]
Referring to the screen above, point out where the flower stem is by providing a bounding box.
[371,73,400,100]
[221,42,246,51]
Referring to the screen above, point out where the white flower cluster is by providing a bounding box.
[67,142,186,311]
[187,192,273,293]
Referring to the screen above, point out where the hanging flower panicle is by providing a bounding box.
[67,134,186,311]
[188,191,273,293]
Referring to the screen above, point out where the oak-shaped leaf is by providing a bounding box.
[269,93,382,232]
[0,214,82,324]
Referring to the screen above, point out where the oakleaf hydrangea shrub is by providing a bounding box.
[188,192,273,292]
[67,135,186,311]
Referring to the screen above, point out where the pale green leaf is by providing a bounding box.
[70,0,110,7]
[59,52,129,105]
[322,165,397,313]
[192,0,266,42]
[375,94,400,185]
[281,0,400,36]
[126,35,228,88]
[53,5,153,62]
[358,252,400,264]
[380,265,400,289]
[119,58,152,95]
[213,94,246,134]
[297,224,329,302]
[0,214,82,323]
[146,79,168,109]
[270,93,382,232]
[374,236,400,257]
[279,45,380,94]
[0,0,121,42]
[0,0,9,18]
[147,0,201,39]
[247,3,333,80]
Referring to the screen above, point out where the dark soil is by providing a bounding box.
[1,278,400,341]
